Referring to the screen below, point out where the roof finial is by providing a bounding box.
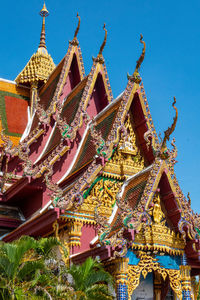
[99,24,107,56]
[74,13,80,39]
[93,24,107,64]
[127,34,146,83]
[161,97,178,150]
[38,2,49,50]
[69,13,81,46]
[135,34,146,73]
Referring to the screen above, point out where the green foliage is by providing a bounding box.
[0,236,114,300]
[0,236,63,299]
[35,237,61,258]
[68,257,114,300]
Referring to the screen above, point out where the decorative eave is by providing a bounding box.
[15,50,55,86]
[44,12,85,115]
[114,159,184,229]
[45,39,85,115]
[92,158,200,258]
[57,94,121,185]
[24,47,113,180]
[57,69,156,192]
[56,79,139,209]
[19,15,85,146]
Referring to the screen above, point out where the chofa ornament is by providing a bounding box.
[127,34,146,84]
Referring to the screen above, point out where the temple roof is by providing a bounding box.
[1,11,200,274]
[15,50,55,86]
[15,3,55,86]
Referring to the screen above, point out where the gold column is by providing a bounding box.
[68,220,83,248]
[114,258,129,300]
[180,265,192,294]
[154,272,162,300]
[115,257,129,284]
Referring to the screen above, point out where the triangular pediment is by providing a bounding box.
[105,159,196,242]
[17,42,86,164]
[30,61,115,172]
[133,191,185,255]
[90,160,200,259]
[56,78,159,209]
[38,42,85,112]
[103,114,145,179]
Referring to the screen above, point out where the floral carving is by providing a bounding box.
[127,252,182,300]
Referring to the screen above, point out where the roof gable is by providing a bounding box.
[94,158,200,257]
[28,57,114,178]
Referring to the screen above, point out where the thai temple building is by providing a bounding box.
[1,4,200,299]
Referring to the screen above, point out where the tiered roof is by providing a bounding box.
[15,3,55,86]
[0,4,200,275]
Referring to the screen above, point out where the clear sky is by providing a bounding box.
[1,0,200,212]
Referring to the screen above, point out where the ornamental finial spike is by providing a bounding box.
[127,34,146,83]
[135,34,146,73]
[161,97,178,149]
[99,24,107,56]
[74,13,81,39]
[69,13,80,45]
[38,2,49,49]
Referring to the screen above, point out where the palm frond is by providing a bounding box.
[86,284,113,300]
[0,254,11,278]
[35,237,61,258]
[18,260,45,281]
[85,269,113,287]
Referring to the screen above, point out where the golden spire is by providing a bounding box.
[127,34,146,83]
[38,2,49,50]
[99,24,107,56]
[70,13,81,45]
[93,24,107,64]
[74,13,80,39]
[15,2,55,86]
[135,34,146,73]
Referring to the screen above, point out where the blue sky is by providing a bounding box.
[1,0,200,212]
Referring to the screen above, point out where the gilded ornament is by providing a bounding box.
[68,220,83,247]
[103,115,144,178]
[144,97,178,161]
[15,51,55,85]
[81,177,122,216]
[133,192,185,255]
[161,97,178,151]
[127,34,146,84]
[127,252,182,300]
[69,13,81,46]
[151,193,165,224]
[114,258,129,284]
[15,3,55,85]
[93,24,107,64]
[180,265,192,291]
